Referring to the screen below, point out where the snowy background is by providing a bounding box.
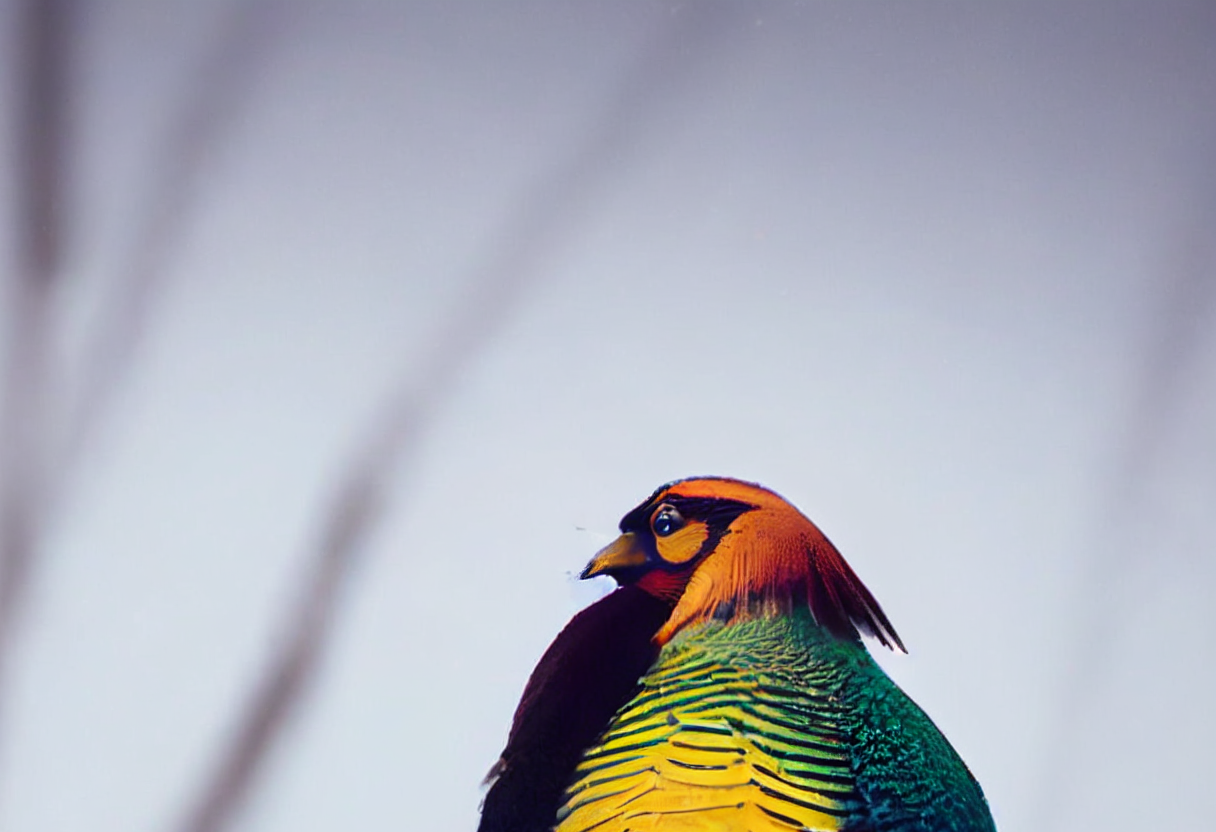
[0,2,1213,831]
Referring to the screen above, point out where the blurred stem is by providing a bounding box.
[60,0,282,476]
[1035,178,1216,828]
[170,6,749,832]
[0,0,69,690]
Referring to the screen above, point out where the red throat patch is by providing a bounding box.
[636,568,694,605]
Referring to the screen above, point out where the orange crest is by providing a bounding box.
[642,478,905,652]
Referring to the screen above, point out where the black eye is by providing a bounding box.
[651,504,684,537]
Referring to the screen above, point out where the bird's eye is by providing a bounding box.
[651,504,684,537]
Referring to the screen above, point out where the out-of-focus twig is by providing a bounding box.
[1036,168,1216,827]
[171,7,751,832]
[58,0,285,482]
[0,0,70,706]
[0,0,285,767]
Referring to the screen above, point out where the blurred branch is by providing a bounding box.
[57,0,285,483]
[171,6,751,832]
[1036,162,1216,826]
[1,0,284,770]
[0,0,70,699]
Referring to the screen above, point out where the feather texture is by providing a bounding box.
[555,610,994,832]
[479,586,672,832]
[478,478,994,832]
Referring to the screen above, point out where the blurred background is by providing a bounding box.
[1,2,1213,831]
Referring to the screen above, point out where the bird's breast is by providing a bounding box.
[554,620,860,832]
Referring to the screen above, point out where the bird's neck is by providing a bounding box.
[659,604,873,674]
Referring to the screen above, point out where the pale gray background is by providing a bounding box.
[0,2,1213,831]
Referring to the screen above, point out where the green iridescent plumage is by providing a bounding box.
[556,609,994,832]
[480,478,996,832]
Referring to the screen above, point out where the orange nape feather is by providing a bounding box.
[650,478,905,652]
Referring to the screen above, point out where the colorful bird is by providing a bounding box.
[479,477,995,832]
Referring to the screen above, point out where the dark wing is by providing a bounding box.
[478,585,671,832]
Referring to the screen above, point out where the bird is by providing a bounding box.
[478,477,996,832]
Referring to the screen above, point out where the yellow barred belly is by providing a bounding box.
[554,657,856,832]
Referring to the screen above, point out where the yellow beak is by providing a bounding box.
[580,532,649,579]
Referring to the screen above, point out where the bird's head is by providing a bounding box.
[581,477,905,651]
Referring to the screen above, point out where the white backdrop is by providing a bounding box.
[0,3,1213,831]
